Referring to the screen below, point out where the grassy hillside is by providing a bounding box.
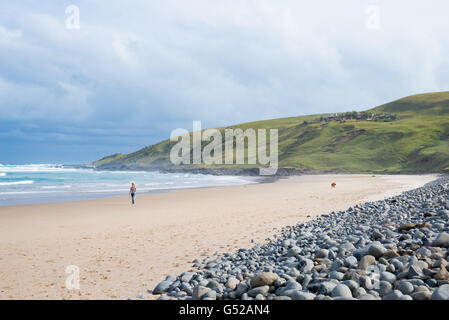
[92,92,449,174]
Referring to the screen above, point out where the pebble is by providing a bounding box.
[407,265,424,278]
[291,291,316,300]
[397,281,414,295]
[250,272,278,287]
[315,249,329,259]
[344,256,358,267]
[359,255,376,270]
[341,280,359,294]
[247,285,269,297]
[368,243,386,259]
[359,276,373,290]
[235,283,249,298]
[411,291,431,300]
[380,272,397,284]
[226,277,239,290]
[398,223,417,232]
[298,259,314,273]
[147,177,449,301]
[192,286,210,300]
[382,290,403,300]
[204,290,217,300]
[152,280,172,294]
[331,284,353,298]
[432,232,449,248]
[378,281,393,297]
[330,271,345,281]
[431,284,449,300]
[273,296,292,300]
[180,272,195,283]
[318,282,337,295]
[358,294,376,300]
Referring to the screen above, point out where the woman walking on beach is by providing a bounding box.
[129,183,137,205]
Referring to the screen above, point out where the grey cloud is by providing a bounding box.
[1,0,449,163]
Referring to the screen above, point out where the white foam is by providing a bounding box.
[41,185,72,189]
[0,180,34,186]
[104,184,128,187]
[0,190,65,195]
[84,189,129,193]
[0,164,81,173]
[0,164,252,205]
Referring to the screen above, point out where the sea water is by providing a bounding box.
[0,164,254,206]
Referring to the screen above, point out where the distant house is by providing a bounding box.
[313,111,397,123]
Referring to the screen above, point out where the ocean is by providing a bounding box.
[0,164,254,206]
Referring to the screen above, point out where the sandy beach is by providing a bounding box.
[0,174,438,300]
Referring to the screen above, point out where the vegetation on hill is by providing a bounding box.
[92,92,449,174]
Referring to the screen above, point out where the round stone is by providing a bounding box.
[247,285,269,297]
[358,255,376,270]
[152,280,172,294]
[368,243,386,259]
[382,290,403,300]
[378,281,393,297]
[329,271,345,281]
[432,233,449,247]
[273,296,292,300]
[411,291,431,300]
[291,291,316,300]
[358,294,376,300]
[206,280,222,291]
[317,282,337,295]
[341,280,359,293]
[355,287,367,297]
[235,283,249,298]
[331,284,353,298]
[298,259,314,273]
[226,277,239,290]
[344,256,358,267]
[203,290,217,300]
[359,276,373,290]
[380,271,397,284]
[315,249,329,259]
[250,272,278,288]
[339,242,356,253]
[397,281,414,295]
[431,284,449,300]
[192,285,210,300]
[180,272,195,283]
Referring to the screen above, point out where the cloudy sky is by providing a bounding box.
[1,1,449,164]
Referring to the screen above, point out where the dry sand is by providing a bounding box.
[0,174,438,299]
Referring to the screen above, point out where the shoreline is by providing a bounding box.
[0,174,265,208]
[2,170,436,208]
[0,174,438,299]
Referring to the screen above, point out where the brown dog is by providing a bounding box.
[331,182,336,188]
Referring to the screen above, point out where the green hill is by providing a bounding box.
[92,92,449,174]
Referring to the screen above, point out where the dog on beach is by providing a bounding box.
[331,182,336,188]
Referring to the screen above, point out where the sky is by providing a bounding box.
[1,0,449,164]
